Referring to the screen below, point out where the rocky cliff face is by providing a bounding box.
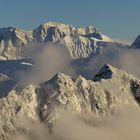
[131,35,140,48]
[0,27,32,60]
[0,22,126,60]
[0,64,139,139]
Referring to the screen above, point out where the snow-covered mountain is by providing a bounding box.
[0,64,140,139]
[0,22,127,60]
[0,22,139,140]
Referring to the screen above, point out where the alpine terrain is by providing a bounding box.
[0,22,140,140]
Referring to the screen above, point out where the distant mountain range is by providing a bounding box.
[0,22,132,60]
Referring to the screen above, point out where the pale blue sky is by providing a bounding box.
[0,0,140,40]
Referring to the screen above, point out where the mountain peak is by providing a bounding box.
[51,72,70,81]
[94,64,138,82]
[42,21,71,27]
[94,64,115,81]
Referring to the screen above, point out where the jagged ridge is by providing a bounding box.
[0,64,140,139]
[0,22,126,60]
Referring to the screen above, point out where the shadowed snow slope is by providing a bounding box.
[0,73,16,97]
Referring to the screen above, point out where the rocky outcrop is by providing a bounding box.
[0,27,32,59]
[0,22,127,60]
[0,64,139,139]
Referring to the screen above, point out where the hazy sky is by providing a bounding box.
[0,0,140,40]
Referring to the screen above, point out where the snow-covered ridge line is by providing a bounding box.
[0,22,127,60]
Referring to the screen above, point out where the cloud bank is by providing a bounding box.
[11,106,140,140]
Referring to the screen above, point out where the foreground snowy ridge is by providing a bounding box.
[0,64,140,139]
